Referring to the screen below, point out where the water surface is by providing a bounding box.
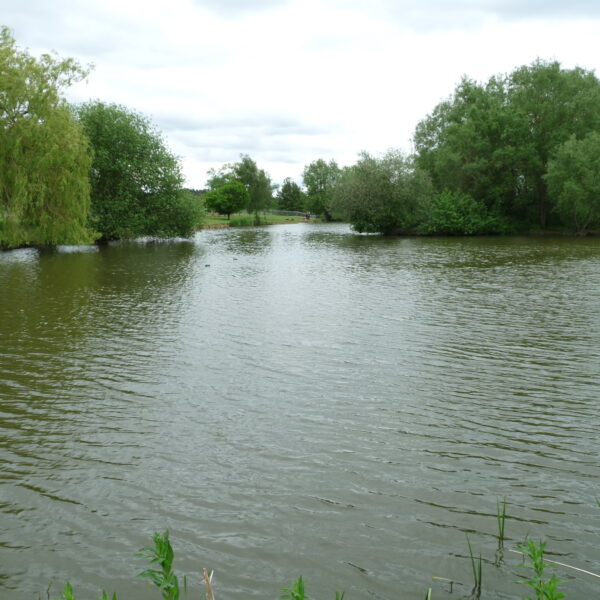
[1,224,599,598]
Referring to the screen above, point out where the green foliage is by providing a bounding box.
[424,189,503,235]
[233,154,275,213]
[333,151,433,234]
[466,535,482,599]
[206,155,274,215]
[517,540,565,600]
[414,59,600,229]
[228,215,253,227]
[281,576,345,600]
[546,132,600,234]
[76,101,194,240]
[302,159,340,220]
[206,164,236,190]
[281,576,307,600]
[204,180,249,218]
[171,189,204,236]
[50,581,117,600]
[52,581,76,600]
[496,497,508,546]
[0,26,95,248]
[277,178,306,212]
[137,531,180,600]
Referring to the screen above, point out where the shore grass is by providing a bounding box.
[203,213,315,228]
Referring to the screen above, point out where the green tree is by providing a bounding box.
[206,164,236,190]
[0,26,94,249]
[546,132,600,235]
[204,180,249,219]
[276,178,306,212]
[302,159,340,221]
[332,151,433,234]
[76,101,199,240]
[232,155,274,214]
[414,59,600,229]
[414,76,518,219]
[507,60,600,227]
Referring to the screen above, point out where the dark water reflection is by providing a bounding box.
[1,225,599,599]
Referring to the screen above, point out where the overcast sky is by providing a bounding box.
[4,0,600,188]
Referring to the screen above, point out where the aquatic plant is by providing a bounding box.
[496,497,508,547]
[137,531,180,600]
[516,539,565,600]
[281,576,345,600]
[466,535,482,599]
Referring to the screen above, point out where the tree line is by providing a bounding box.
[4,23,600,249]
[328,59,600,235]
[206,58,600,236]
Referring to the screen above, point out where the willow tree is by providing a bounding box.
[0,27,94,248]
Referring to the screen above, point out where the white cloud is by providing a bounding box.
[3,0,600,187]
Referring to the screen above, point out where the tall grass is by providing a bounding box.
[496,497,508,547]
[466,535,482,599]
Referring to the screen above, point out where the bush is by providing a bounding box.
[332,151,433,235]
[424,189,504,235]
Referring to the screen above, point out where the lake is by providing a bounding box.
[1,223,599,599]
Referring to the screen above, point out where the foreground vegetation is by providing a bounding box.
[47,531,567,600]
[46,498,600,600]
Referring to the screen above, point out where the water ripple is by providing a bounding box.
[1,228,599,599]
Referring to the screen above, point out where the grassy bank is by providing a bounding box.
[203,213,317,228]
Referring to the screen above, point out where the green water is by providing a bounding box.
[1,224,599,599]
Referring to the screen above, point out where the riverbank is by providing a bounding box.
[202,213,319,229]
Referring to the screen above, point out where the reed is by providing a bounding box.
[466,535,482,599]
[203,568,216,600]
[496,497,508,546]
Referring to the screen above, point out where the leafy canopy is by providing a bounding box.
[206,155,274,214]
[546,132,600,235]
[332,151,433,235]
[204,180,249,218]
[276,178,306,212]
[76,101,200,240]
[302,159,340,221]
[0,26,94,248]
[232,154,274,213]
[414,59,600,229]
